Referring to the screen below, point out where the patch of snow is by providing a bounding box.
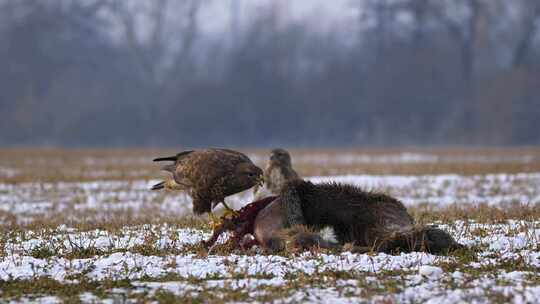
[418,265,443,280]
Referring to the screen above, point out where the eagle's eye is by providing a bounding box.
[247,172,256,177]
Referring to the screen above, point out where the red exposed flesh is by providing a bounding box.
[203,196,278,249]
[235,195,278,232]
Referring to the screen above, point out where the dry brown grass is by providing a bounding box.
[0,211,210,233]
[0,148,169,183]
[289,146,540,176]
[0,147,538,231]
[410,202,540,225]
[1,147,539,183]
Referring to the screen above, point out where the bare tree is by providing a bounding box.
[430,0,485,84]
[511,0,540,67]
[1,0,539,146]
[110,0,201,88]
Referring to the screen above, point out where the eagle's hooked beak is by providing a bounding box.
[257,175,264,187]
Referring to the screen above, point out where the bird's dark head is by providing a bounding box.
[235,162,264,188]
[270,148,292,166]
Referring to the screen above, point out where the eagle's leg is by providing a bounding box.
[208,212,222,230]
[221,201,240,218]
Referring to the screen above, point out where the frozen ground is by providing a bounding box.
[0,153,539,302]
[263,152,536,166]
[0,172,539,226]
[0,220,539,303]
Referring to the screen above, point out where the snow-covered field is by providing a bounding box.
[0,220,539,303]
[0,150,539,303]
[1,172,539,226]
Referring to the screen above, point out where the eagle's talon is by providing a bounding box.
[220,202,240,219]
[223,208,240,219]
[209,213,223,230]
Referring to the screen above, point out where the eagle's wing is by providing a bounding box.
[214,148,252,163]
[190,149,248,209]
[180,150,227,213]
[153,150,195,188]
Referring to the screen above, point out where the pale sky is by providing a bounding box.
[200,0,359,34]
[99,0,363,47]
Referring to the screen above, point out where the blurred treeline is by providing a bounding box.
[0,0,539,147]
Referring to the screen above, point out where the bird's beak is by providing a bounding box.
[257,175,264,187]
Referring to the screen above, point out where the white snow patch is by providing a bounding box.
[419,265,443,280]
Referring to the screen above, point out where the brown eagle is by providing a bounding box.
[151,149,263,216]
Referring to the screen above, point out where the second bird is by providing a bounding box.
[254,148,300,200]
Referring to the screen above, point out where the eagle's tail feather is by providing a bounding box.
[151,181,165,190]
[153,156,177,162]
[153,150,194,162]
